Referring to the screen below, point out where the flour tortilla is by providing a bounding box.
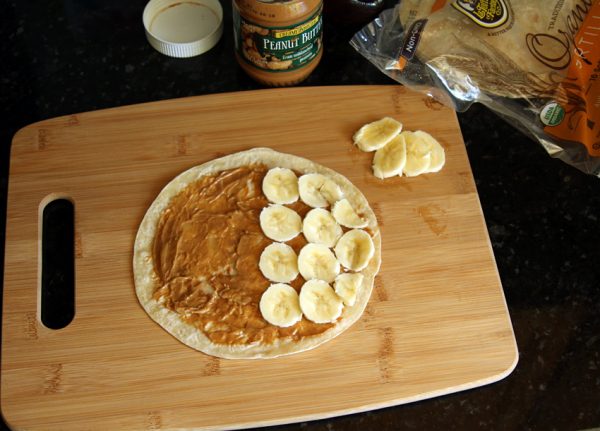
[399,0,580,99]
[133,148,381,359]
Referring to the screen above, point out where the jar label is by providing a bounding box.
[233,5,323,72]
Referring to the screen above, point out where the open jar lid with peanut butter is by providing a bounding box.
[143,0,223,58]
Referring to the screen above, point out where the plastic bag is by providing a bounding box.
[351,0,600,177]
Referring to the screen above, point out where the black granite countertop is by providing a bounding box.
[1,1,599,430]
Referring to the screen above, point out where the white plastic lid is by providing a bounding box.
[143,0,223,58]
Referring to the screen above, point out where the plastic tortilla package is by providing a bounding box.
[351,0,600,176]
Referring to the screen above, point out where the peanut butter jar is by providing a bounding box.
[232,0,323,86]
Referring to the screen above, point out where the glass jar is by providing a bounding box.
[232,0,323,86]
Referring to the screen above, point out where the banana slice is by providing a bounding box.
[403,131,432,177]
[298,173,343,208]
[259,204,302,242]
[372,133,407,179]
[259,283,303,327]
[412,130,445,173]
[259,243,299,283]
[299,280,344,324]
[320,177,344,204]
[353,117,403,152]
[302,208,343,247]
[331,199,368,229]
[297,243,340,283]
[334,272,364,307]
[334,229,375,271]
[262,167,299,204]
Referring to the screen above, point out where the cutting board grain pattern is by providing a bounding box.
[2,86,517,430]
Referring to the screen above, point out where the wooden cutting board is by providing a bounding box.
[2,86,517,430]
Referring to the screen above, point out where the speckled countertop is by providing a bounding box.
[1,1,599,430]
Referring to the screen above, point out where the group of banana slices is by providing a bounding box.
[354,117,446,178]
[258,167,374,327]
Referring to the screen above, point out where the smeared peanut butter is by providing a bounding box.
[152,165,332,345]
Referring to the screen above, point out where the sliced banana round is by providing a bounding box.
[320,177,344,204]
[298,173,343,208]
[259,243,299,283]
[262,167,299,204]
[331,199,368,229]
[302,208,343,248]
[372,133,407,179]
[403,131,432,177]
[353,117,403,152]
[299,280,344,324]
[333,272,364,307]
[412,130,445,173]
[259,283,303,327]
[297,243,340,283]
[259,204,302,242]
[334,229,375,271]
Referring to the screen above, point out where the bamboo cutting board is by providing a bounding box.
[2,86,517,430]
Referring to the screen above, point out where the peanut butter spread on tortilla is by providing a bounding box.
[151,164,332,345]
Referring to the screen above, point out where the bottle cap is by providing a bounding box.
[143,0,223,58]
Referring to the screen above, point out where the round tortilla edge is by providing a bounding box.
[133,147,382,359]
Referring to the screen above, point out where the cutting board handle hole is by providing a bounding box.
[41,198,75,330]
